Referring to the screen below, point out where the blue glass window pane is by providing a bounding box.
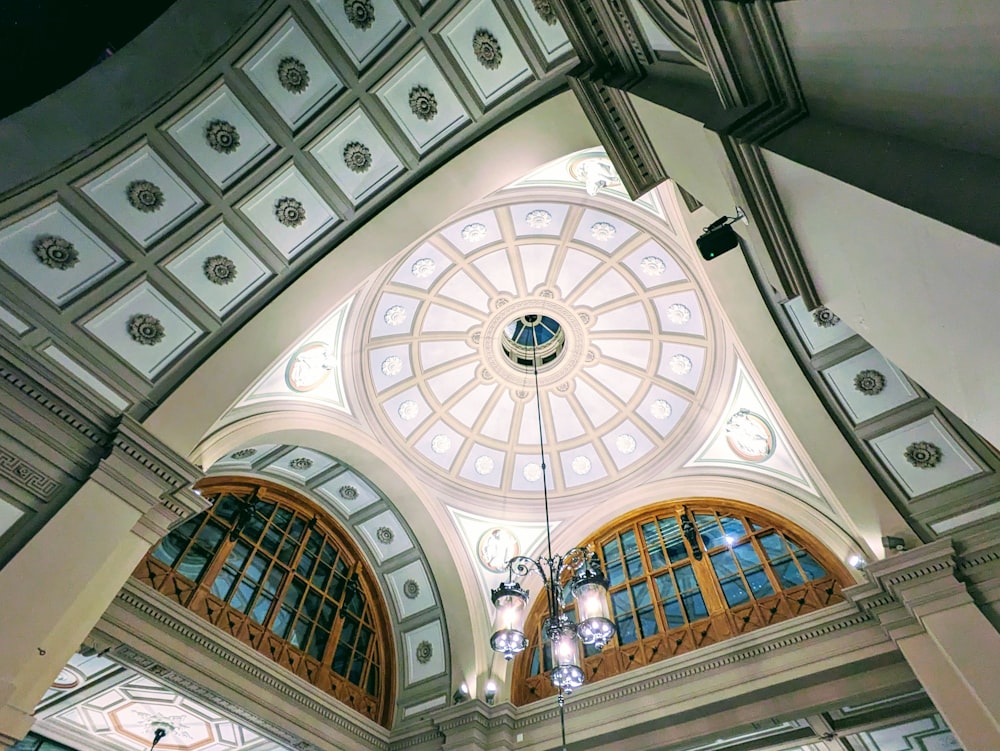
[284,579,304,609]
[225,541,250,570]
[616,616,637,644]
[289,518,305,540]
[603,540,620,562]
[663,598,685,628]
[246,553,268,583]
[733,543,762,569]
[231,581,255,613]
[273,508,292,530]
[196,521,226,551]
[773,559,805,588]
[264,567,284,595]
[632,582,651,608]
[357,627,372,652]
[366,666,379,695]
[638,608,658,637]
[214,496,239,521]
[720,516,747,538]
[152,531,189,567]
[250,594,273,624]
[313,562,331,591]
[332,644,351,675]
[607,562,624,587]
[290,617,311,648]
[339,617,358,647]
[654,573,675,599]
[349,654,365,684]
[309,628,329,660]
[643,523,666,569]
[210,569,235,600]
[758,533,787,560]
[682,592,708,620]
[621,530,639,555]
[746,569,774,598]
[319,602,337,629]
[721,578,749,606]
[697,514,726,549]
[297,551,316,578]
[261,527,281,554]
[321,543,336,565]
[710,551,738,578]
[273,607,293,638]
[675,564,697,592]
[177,547,210,581]
[796,552,827,580]
[530,648,540,676]
[278,538,296,565]
[611,590,631,615]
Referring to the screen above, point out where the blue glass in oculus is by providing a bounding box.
[504,314,561,346]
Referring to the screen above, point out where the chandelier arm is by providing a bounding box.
[503,554,547,581]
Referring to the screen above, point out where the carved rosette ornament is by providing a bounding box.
[472,29,502,70]
[533,0,558,25]
[415,640,433,664]
[812,306,840,328]
[230,448,257,460]
[343,141,372,173]
[274,197,306,228]
[904,441,942,469]
[289,457,313,470]
[403,579,420,599]
[203,255,237,285]
[853,369,886,396]
[205,119,240,154]
[126,180,165,213]
[344,0,375,29]
[376,526,395,544]
[33,235,79,270]
[408,85,438,122]
[277,57,310,94]
[339,485,359,500]
[128,313,165,346]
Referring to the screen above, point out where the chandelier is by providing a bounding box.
[488,314,616,743]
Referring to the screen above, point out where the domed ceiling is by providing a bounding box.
[355,158,720,500]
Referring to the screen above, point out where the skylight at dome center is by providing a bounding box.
[502,314,565,370]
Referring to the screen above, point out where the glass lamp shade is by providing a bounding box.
[571,569,615,649]
[548,621,584,692]
[490,581,529,660]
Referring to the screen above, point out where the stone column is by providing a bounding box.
[0,417,205,747]
[844,539,1000,751]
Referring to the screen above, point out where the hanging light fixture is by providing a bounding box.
[488,314,616,745]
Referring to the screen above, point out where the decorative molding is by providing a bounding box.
[0,447,60,499]
[553,0,652,84]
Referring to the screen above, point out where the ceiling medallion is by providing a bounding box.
[472,29,503,70]
[344,0,375,30]
[415,640,433,663]
[343,141,372,173]
[430,435,451,454]
[523,462,543,482]
[904,441,942,469]
[205,119,240,154]
[525,209,552,228]
[126,179,165,213]
[411,258,435,277]
[474,455,495,475]
[289,456,314,470]
[640,256,665,276]
[408,85,438,122]
[376,526,395,545]
[669,354,693,375]
[590,221,616,242]
[277,56,310,94]
[403,579,420,599]
[230,448,257,460]
[666,303,691,325]
[127,313,165,346]
[339,485,359,500]
[381,355,403,376]
[33,234,79,270]
[286,342,333,392]
[812,306,840,328]
[384,304,407,326]
[533,0,558,25]
[461,222,488,243]
[853,369,887,396]
[398,400,419,420]
[725,409,776,462]
[479,528,520,573]
[203,255,237,285]
[615,434,637,454]
[571,455,591,475]
[274,196,306,228]
[650,399,672,420]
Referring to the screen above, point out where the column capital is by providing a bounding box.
[93,415,208,544]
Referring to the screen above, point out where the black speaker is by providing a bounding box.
[697,223,741,261]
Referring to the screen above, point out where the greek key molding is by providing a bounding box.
[0,447,59,499]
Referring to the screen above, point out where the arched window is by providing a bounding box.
[512,500,853,705]
[132,479,394,727]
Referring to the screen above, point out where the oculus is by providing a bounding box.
[343,141,372,173]
[286,342,333,391]
[725,410,776,462]
[812,306,840,328]
[126,180,165,213]
[274,196,306,228]
[853,369,886,396]
[127,313,165,346]
[904,441,942,469]
[408,85,438,122]
[472,29,503,70]
[478,527,520,573]
[205,119,240,154]
[502,314,565,370]
[344,0,375,29]
[277,57,310,94]
[203,255,237,285]
[33,234,79,270]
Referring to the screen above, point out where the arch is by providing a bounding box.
[511,497,854,705]
[132,477,395,727]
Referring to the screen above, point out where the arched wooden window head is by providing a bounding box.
[132,478,395,727]
[513,499,853,705]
